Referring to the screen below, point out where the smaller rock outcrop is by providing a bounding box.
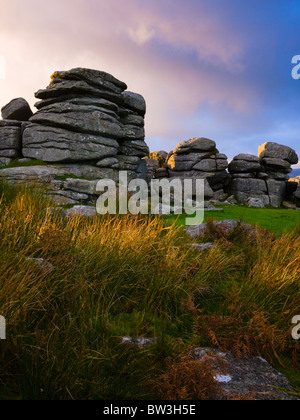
[166,137,229,194]
[228,154,270,206]
[228,143,299,207]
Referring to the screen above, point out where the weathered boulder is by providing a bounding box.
[121,91,146,116]
[1,98,33,121]
[174,137,217,154]
[228,154,261,173]
[229,178,269,205]
[259,142,298,165]
[247,197,265,208]
[260,158,291,171]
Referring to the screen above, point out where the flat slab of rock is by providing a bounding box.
[121,337,157,347]
[174,137,217,154]
[22,124,119,162]
[229,158,261,173]
[29,103,144,140]
[64,206,97,218]
[188,243,217,252]
[50,68,128,94]
[192,348,298,400]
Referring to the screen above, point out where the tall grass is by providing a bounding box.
[0,181,299,399]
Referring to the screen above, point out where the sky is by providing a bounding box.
[0,0,300,167]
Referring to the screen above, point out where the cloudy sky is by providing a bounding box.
[0,0,300,166]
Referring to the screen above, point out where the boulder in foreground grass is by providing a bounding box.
[185,219,256,239]
[192,348,298,400]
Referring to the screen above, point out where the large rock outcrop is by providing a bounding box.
[0,68,150,204]
[22,68,148,170]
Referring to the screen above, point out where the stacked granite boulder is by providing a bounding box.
[259,142,298,208]
[228,143,299,207]
[23,68,148,170]
[228,154,270,206]
[258,142,298,180]
[166,137,229,195]
[0,98,33,167]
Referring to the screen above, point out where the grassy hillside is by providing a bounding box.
[0,182,299,400]
[164,204,300,235]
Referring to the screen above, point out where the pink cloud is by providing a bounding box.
[0,0,261,147]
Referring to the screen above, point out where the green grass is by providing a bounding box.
[164,204,300,235]
[0,181,299,400]
[1,159,47,169]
